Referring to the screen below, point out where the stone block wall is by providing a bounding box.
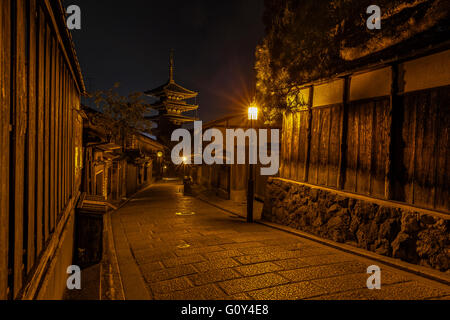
[263,178,450,272]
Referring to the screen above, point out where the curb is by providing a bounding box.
[102,183,155,300]
[102,211,125,300]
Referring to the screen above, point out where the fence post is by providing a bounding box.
[338,76,350,190]
[385,64,399,200]
[303,86,314,182]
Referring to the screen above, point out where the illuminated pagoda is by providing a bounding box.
[145,52,199,144]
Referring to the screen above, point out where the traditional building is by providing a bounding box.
[82,107,165,202]
[145,52,199,145]
[262,39,450,271]
[256,0,450,273]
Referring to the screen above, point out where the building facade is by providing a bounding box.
[82,112,164,203]
[0,0,85,299]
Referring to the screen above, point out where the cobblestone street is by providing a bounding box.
[111,182,450,300]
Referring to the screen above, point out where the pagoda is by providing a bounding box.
[145,52,199,144]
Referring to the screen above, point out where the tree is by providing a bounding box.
[87,83,153,146]
[256,0,449,114]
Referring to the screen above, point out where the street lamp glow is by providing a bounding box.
[248,105,258,121]
[182,156,188,164]
[157,151,163,158]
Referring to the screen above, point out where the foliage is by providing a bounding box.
[87,83,153,144]
[255,0,449,118]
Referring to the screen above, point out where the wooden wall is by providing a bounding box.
[393,86,450,211]
[344,98,389,198]
[0,0,12,301]
[280,52,450,213]
[0,0,84,299]
[308,105,342,188]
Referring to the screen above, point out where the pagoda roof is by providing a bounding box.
[145,113,199,124]
[145,80,198,99]
[151,99,199,112]
[145,51,198,99]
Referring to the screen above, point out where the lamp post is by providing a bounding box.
[182,156,188,177]
[157,151,163,179]
[247,103,258,223]
[182,156,192,195]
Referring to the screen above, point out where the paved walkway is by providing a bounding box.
[111,181,450,300]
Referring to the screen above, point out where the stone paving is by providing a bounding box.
[111,181,450,300]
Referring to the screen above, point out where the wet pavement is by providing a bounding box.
[111,181,450,300]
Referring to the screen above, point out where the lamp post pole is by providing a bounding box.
[157,152,163,180]
[247,120,254,223]
[247,104,257,223]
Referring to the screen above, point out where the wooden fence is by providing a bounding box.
[0,0,84,299]
[280,49,450,213]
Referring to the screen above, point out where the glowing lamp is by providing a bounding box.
[248,105,258,121]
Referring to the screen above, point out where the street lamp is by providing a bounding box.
[157,151,163,179]
[247,102,258,223]
[248,105,258,121]
[182,156,188,177]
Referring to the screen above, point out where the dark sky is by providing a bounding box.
[64,0,265,122]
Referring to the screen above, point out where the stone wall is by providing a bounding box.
[263,178,450,272]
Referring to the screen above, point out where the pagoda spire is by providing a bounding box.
[144,52,199,137]
[169,49,174,83]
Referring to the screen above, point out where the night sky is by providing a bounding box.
[64,0,265,122]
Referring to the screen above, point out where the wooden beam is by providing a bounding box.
[0,0,11,300]
[385,64,398,200]
[338,77,350,190]
[326,107,332,186]
[49,36,56,233]
[315,109,322,185]
[12,0,28,297]
[70,81,75,197]
[355,104,360,193]
[35,6,45,258]
[26,0,37,274]
[292,112,300,182]
[369,100,376,196]
[62,58,67,211]
[295,112,302,182]
[304,86,314,182]
[286,112,293,179]
[431,91,440,209]
[54,49,60,222]
[43,22,51,243]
